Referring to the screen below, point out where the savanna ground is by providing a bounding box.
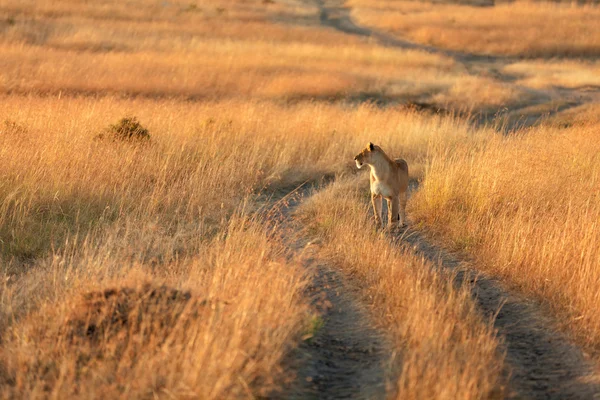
[0,0,599,398]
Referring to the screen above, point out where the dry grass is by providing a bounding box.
[549,103,600,126]
[503,60,600,89]
[0,219,309,398]
[0,0,538,113]
[431,76,529,114]
[0,0,425,100]
[348,0,600,57]
[0,95,485,266]
[3,0,595,396]
[297,178,505,399]
[411,122,600,358]
[0,88,497,397]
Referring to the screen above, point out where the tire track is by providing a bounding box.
[289,258,389,399]
[399,227,600,399]
[270,184,389,400]
[270,3,600,397]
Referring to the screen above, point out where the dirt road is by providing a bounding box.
[277,183,599,399]
[272,2,600,398]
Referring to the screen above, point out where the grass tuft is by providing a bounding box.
[1,120,28,136]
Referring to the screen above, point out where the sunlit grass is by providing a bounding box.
[0,91,496,396]
[411,122,600,359]
[3,0,597,396]
[348,0,600,57]
[296,178,505,399]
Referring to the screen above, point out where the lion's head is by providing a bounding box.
[354,142,380,169]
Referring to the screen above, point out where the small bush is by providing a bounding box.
[98,116,150,142]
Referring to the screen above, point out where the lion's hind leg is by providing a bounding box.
[389,196,400,229]
[399,191,407,227]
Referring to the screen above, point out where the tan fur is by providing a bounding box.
[354,142,409,228]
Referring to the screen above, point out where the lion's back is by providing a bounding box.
[394,158,408,175]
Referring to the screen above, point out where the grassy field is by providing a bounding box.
[411,118,600,359]
[0,93,504,397]
[1,0,599,397]
[0,0,546,115]
[348,0,600,58]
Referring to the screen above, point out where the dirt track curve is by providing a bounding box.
[306,0,600,130]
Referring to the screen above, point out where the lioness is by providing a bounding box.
[354,142,409,228]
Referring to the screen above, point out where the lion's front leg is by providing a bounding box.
[371,194,383,228]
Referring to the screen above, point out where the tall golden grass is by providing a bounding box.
[0,93,323,397]
[0,218,309,398]
[4,0,594,396]
[411,121,600,358]
[0,90,500,397]
[297,178,505,399]
[0,95,486,266]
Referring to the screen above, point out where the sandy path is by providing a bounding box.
[289,257,389,399]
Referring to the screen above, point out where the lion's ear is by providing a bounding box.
[368,142,374,151]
